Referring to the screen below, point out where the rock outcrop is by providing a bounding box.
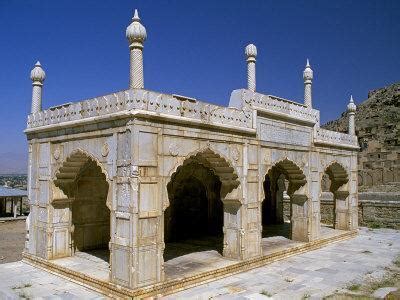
[323,82,400,192]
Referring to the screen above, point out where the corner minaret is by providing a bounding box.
[126,9,147,89]
[347,95,357,135]
[245,44,257,92]
[303,59,313,108]
[30,61,46,113]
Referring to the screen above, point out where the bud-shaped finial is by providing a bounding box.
[245,44,257,92]
[347,95,357,112]
[126,9,147,48]
[30,61,45,113]
[30,61,46,85]
[303,59,313,82]
[245,44,257,61]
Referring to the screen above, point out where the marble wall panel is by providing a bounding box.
[139,182,158,214]
[138,246,158,285]
[138,131,157,166]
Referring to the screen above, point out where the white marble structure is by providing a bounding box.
[347,95,357,135]
[303,59,313,108]
[24,10,359,289]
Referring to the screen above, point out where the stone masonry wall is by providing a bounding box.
[300,192,400,229]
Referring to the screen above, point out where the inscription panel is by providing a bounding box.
[260,122,311,146]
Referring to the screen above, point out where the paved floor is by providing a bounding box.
[0,261,105,299]
[167,227,400,299]
[0,227,399,299]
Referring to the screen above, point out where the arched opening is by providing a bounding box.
[54,151,110,263]
[320,173,334,226]
[262,159,306,240]
[323,162,349,229]
[164,148,239,262]
[262,174,290,238]
[164,162,223,261]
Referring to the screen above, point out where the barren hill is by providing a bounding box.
[323,82,400,192]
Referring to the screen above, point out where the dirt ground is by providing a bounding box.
[0,220,26,264]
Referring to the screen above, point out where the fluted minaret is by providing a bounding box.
[30,61,46,113]
[126,9,147,89]
[245,44,257,92]
[347,95,357,135]
[303,59,313,108]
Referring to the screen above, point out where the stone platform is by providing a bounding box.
[1,227,400,299]
[22,227,356,298]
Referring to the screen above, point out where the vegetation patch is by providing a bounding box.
[301,293,311,299]
[394,256,400,268]
[347,283,361,291]
[12,282,32,290]
[368,222,382,229]
[260,290,272,297]
[284,277,294,282]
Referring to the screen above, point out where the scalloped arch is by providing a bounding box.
[168,147,240,197]
[267,158,307,196]
[324,161,349,192]
[53,149,110,198]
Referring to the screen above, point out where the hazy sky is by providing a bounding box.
[0,0,399,173]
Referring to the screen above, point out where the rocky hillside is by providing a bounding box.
[323,82,400,191]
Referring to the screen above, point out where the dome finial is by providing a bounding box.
[126,8,147,46]
[30,60,46,83]
[303,59,313,81]
[347,94,357,112]
[245,44,257,59]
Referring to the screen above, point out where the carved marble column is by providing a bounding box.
[303,59,313,108]
[245,44,257,92]
[224,142,261,260]
[30,61,46,113]
[126,9,147,89]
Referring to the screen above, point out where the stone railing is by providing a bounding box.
[314,128,358,148]
[239,89,320,124]
[27,89,253,131]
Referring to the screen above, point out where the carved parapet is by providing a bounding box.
[26,89,254,134]
[314,128,359,149]
[230,89,319,125]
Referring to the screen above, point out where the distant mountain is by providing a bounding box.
[0,152,27,175]
[323,82,400,191]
